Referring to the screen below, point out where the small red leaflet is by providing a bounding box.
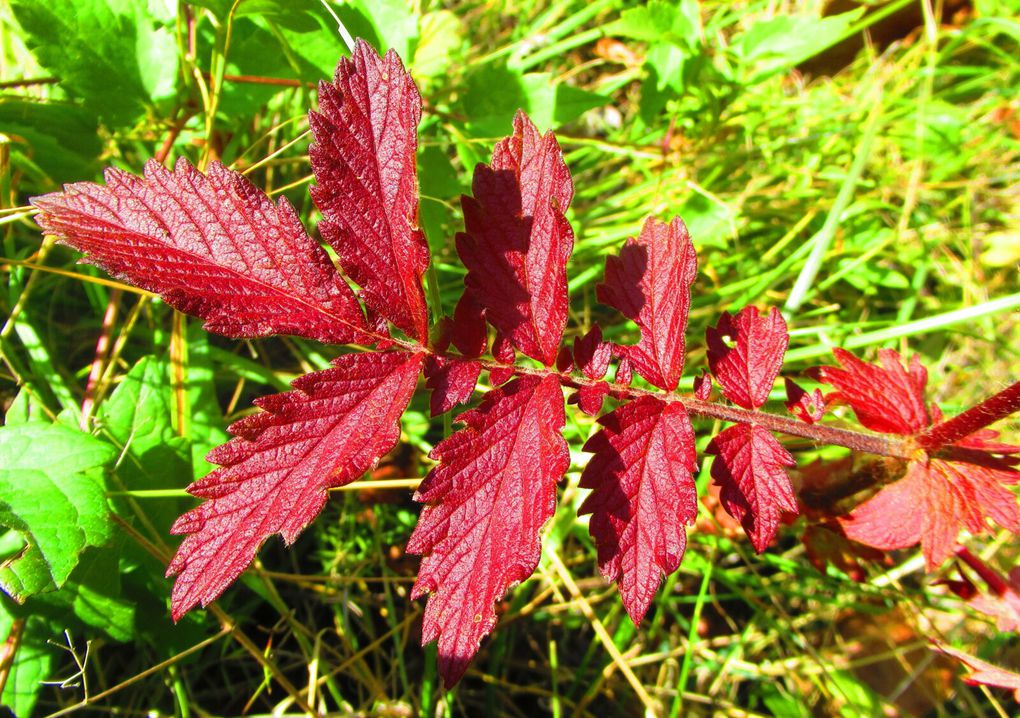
[818,348,1020,568]
[598,216,697,391]
[32,159,370,345]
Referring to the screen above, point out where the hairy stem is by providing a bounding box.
[919,381,1020,451]
[390,337,921,460]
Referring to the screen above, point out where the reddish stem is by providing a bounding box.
[955,546,1010,596]
[80,290,121,429]
[919,381,1020,451]
[396,343,919,460]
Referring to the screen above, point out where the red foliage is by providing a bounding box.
[707,424,797,552]
[597,216,696,391]
[30,40,1019,688]
[580,397,697,624]
[166,351,423,618]
[309,39,430,342]
[408,375,568,685]
[456,111,574,366]
[33,159,369,344]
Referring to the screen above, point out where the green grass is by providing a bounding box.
[1,0,1019,716]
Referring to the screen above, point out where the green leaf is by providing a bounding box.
[0,423,116,602]
[413,10,464,81]
[98,355,192,530]
[733,8,865,82]
[460,66,608,136]
[0,608,54,718]
[352,0,418,60]
[9,0,179,127]
[0,100,102,184]
[606,0,700,44]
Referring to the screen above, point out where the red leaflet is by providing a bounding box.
[598,217,696,391]
[408,375,568,686]
[309,39,430,342]
[785,378,825,424]
[935,644,1020,701]
[840,457,1020,570]
[456,111,574,366]
[817,348,929,434]
[573,326,611,380]
[167,351,423,619]
[423,355,481,416]
[31,159,369,344]
[707,424,796,552]
[707,307,788,410]
[580,396,697,624]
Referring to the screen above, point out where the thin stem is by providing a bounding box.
[919,381,1020,451]
[386,338,921,460]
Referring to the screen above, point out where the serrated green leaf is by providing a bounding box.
[0,423,116,602]
[413,10,463,80]
[9,0,178,127]
[606,0,700,45]
[0,100,102,184]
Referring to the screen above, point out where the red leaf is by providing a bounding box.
[451,290,487,358]
[167,351,424,619]
[706,424,797,552]
[408,375,568,685]
[424,356,481,417]
[579,396,697,624]
[309,39,430,342]
[456,111,574,366]
[693,371,712,400]
[573,382,611,417]
[817,348,929,434]
[31,159,369,344]
[785,378,825,424]
[706,307,788,410]
[597,217,696,391]
[935,644,1020,701]
[841,458,1020,570]
[573,326,611,380]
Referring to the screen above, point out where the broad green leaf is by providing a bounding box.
[606,0,700,44]
[9,0,178,127]
[184,325,229,478]
[0,609,54,718]
[0,100,101,184]
[26,548,135,643]
[413,10,464,81]
[461,66,608,136]
[0,423,116,602]
[733,8,865,82]
[352,0,418,60]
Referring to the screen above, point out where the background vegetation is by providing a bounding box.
[1,0,1018,715]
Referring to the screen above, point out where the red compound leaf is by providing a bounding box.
[580,396,697,624]
[408,375,569,686]
[817,348,929,434]
[309,39,430,342]
[456,111,574,366]
[706,306,788,410]
[451,290,487,358]
[423,356,481,417]
[570,382,611,417]
[706,424,797,552]
[31,159,369,344]
[840,457,1020,570]
[167,351,424,619]
[598,217,696,391]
